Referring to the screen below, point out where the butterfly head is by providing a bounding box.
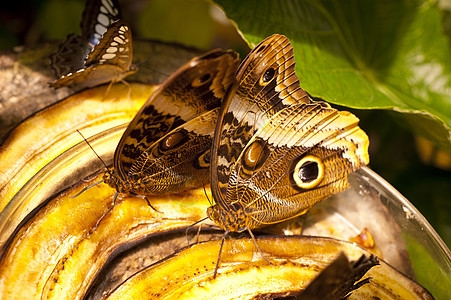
[207,203,248,233]
[103,169,122,191]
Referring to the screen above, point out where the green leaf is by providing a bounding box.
[405,235,451,299]
[213,0,451,150]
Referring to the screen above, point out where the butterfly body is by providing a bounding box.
[104,49,240,196]
[209,34,369,233]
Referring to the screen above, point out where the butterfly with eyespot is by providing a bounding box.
[100,49,239,205]
[49,0,136,89]
[206,34,370,276]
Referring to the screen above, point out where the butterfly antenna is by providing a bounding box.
[94,192,119,230]
[71,130,111,198]
[71,180,104,199]
[134,58,148,68]
[213,229,230,279]
[76,130,112,175]
[185,216,209,245]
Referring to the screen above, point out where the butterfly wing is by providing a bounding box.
[232,102,369,226]
[210,34,369,229]
[48,64,135,89]
[211,34,312,205]
[50,20,135,89]
[126,108,219,194]
[84,19,133,70]
[81,0,122,48]
[112,49,240,193]
[49,34,91,78]
[49,0,127,88]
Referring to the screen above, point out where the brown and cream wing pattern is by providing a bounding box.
[107,49,240,195]
[81,0,121,48]
[209,34,369,231]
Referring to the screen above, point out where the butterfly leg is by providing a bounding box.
[145,196,162,213]
[194,222,203,244]
[106,79,132,101]
[213,229,230,279]
[185,226,194,245]
[132,194,162,213]
[94,192,119,230]
[247,227,271,265]
[120,79,132,101]
[184,223,202,246]
[185,216,209,245]
[103,81,115,99]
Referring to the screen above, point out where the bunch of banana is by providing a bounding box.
[0,41,438,299]
[0,169,433,299]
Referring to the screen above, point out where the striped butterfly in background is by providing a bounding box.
[49,0,136,89]
[101,49,239,205]
[81,0,121,48]
[207,34,370,275]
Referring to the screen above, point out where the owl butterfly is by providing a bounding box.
[207,34,369,275]
[101,49,239,205]
[49,0,136,89]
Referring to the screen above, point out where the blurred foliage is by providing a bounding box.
[406,235,451,299]
[38,0,84,40]
[355,109,451,248]
[0,0,449,248]
[138,0,214,48]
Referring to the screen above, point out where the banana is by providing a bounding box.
[0,173,211,299]
[0,83,156,211]
[0,84,157,250]
[105,236,433,300]
[0,42,440,300]
[0,124,437,300]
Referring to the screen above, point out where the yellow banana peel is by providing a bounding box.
[0,83,157,212]
[0,173,210,299]
[105,237,433,300]
[0,47,438,300]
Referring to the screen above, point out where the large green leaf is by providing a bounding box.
[214,0,451,150]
